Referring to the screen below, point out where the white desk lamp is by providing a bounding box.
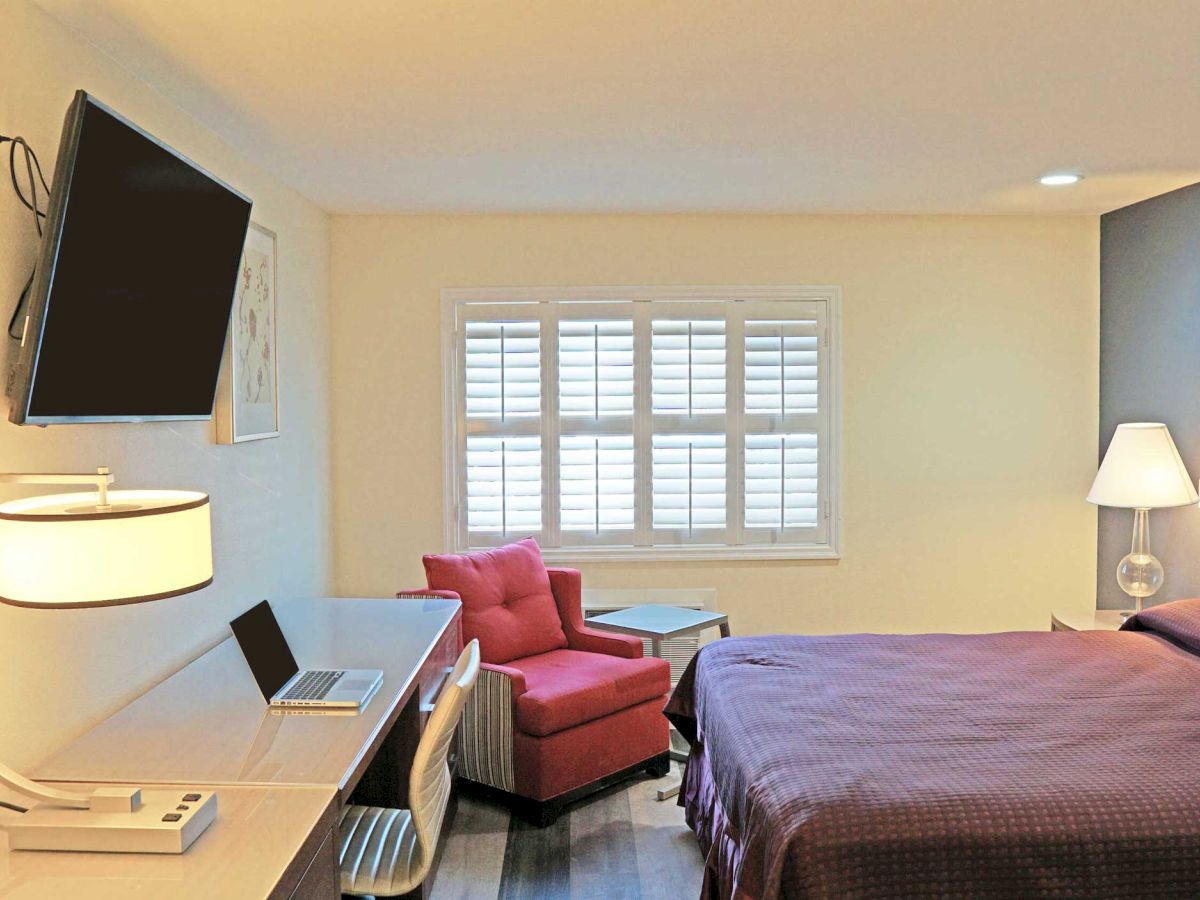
[0,467,218,854]
[1087,424,1198,615]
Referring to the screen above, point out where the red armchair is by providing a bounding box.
[402,539,670,825]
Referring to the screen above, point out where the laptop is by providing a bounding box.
[230,600,383,709]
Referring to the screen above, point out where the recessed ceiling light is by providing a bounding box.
[1039,172,1083,186]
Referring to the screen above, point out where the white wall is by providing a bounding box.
[330,214,1099,638]
[0,0,332,770]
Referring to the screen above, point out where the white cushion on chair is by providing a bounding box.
[338,804,421,897]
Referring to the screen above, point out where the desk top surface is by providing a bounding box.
[36,596,460,791]
[0,782,335,899]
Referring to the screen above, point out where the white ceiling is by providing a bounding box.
[31,0,1200,215]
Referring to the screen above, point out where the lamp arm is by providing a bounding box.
[0,759,89,809]
[0,468,113,488]
[0,467,114,510]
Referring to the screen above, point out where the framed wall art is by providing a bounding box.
[215,222,279,443]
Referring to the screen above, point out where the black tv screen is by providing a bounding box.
[9,91,253,425]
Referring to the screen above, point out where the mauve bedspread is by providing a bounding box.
[665,600,1200,900]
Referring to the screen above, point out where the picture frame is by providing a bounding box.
[215,222,279,443]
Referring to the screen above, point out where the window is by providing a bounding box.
[442,287,840,560]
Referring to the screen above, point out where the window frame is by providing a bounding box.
[441,286,842,562]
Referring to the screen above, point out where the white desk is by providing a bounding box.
[0,783,337,899]
[21,596,462,900]
[36,597,459,797]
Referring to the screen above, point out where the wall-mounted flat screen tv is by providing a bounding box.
[9,90,253,425]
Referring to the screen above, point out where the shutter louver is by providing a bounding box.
[465,435,542,533]
[464,321,541,419]
[652,320,726,414]
[744,319,819,415]
[559,320,634,418]
[560,435,635,532]
[744,433,819,528]
[652,434,726,530]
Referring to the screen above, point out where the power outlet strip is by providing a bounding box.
[6,789,217,854]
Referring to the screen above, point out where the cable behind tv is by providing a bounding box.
[0,133,51,341]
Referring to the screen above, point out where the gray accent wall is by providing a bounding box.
[1099,182,1200,608]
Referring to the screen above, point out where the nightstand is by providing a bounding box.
[1050,609,1128,632]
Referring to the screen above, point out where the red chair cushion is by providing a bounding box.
[509,648,671,737]
[423,538,567,664]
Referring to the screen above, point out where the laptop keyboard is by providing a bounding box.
[279,670,343,702]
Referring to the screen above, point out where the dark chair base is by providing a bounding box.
[459,751,672,827]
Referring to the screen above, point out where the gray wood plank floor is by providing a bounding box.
[432,765,705,900]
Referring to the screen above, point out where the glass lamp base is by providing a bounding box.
[1116,553,1163,612]
[1116,509,1163,616]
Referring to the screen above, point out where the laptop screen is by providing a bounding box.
[230,600,300,702]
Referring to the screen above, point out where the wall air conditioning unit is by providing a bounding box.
[580,588,718,687]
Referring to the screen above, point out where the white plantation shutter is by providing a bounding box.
[560,435,635,532]
[446,289,839,558]
[741,305,829,546]
[650,313,727,542]
[464,321,541,419]
[651,320,726,414]
[559,320,634,418]
[458,309,546,548]
[464,435,542,533]
[652,434,726,531]
[744,434,819,529]
[557,314,636,545]
[744,319,819,415]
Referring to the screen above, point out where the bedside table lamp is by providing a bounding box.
[1087,424,1198,615]
[0,467,218,854]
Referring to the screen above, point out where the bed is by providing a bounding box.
[664,599,1200,899]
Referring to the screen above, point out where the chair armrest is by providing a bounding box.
[568,625,645,659]
[546,567,643,659]
[482,661,527,698]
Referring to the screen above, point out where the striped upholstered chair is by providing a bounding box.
[401,538,671,825]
